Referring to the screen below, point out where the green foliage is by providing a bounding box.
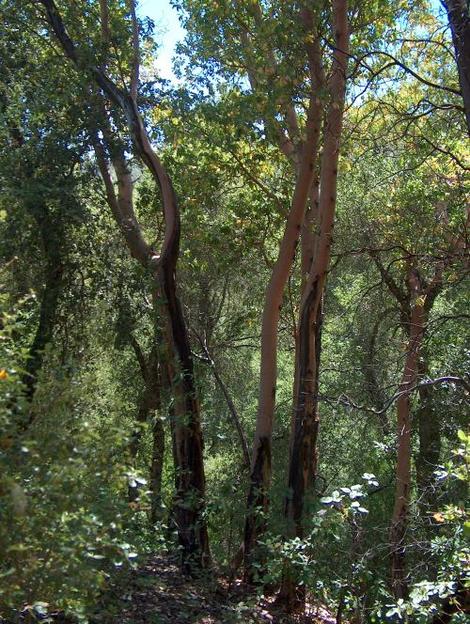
[0,0,468,621]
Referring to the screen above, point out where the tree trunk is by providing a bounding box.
[22,203,64,407]
[127,338,163,510]
[278,0,349,607]
[361,312,391,435]
[156,273,211,572]
[390,283,425,600]
[36,0,210,573]
[243,112,322,582]
[289,179,322,489]
[442,0,470,133]
[205,348,251,471]
[241,3,326,582]
[128,398,152,503]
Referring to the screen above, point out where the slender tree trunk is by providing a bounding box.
[203,347,251,471]
[390,280,425,599]
[128,398,152,502]
[243,115,322,581]
[289,179,322,489]
[128,385,162,504]
[240,3,325,582]
[127,337,164,511]
[442,0,470,133]
[1,105,65,416]
[22,204,64,407]
[279,0,349,607]
[156,275,210,572]
[362,312,392,435]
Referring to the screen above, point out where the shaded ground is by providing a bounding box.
[90,555,337,624]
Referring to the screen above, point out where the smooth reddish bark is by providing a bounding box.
[279,0,350,607]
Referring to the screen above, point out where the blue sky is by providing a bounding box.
[138,0,185,80]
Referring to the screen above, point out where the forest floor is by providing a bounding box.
[89,555,338,624]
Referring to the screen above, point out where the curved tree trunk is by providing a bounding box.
[239,2,326,582]
[37,0,210,573]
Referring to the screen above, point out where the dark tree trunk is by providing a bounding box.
[285,291,323,540]
[278,0,349,606]
[157,271,210,572]
[361,312,391,435]
[243,436,271,583]
[22,203,64,408]
[127,340,162,504]
[277,288,323,608]
[442,0,470,133]
[36,0,211,572]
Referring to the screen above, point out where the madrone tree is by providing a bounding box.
[33,0,210,572]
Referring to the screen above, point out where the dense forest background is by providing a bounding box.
[0,0,468,622]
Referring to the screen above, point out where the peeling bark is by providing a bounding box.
[243,8,325,581]
[243,435,271,581]
[279,0,349,606]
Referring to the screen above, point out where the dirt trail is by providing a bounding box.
[90,555,337,624]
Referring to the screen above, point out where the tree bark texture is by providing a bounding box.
[243,112,323,581]
[279,0,349,606]
[442,0,470,133]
